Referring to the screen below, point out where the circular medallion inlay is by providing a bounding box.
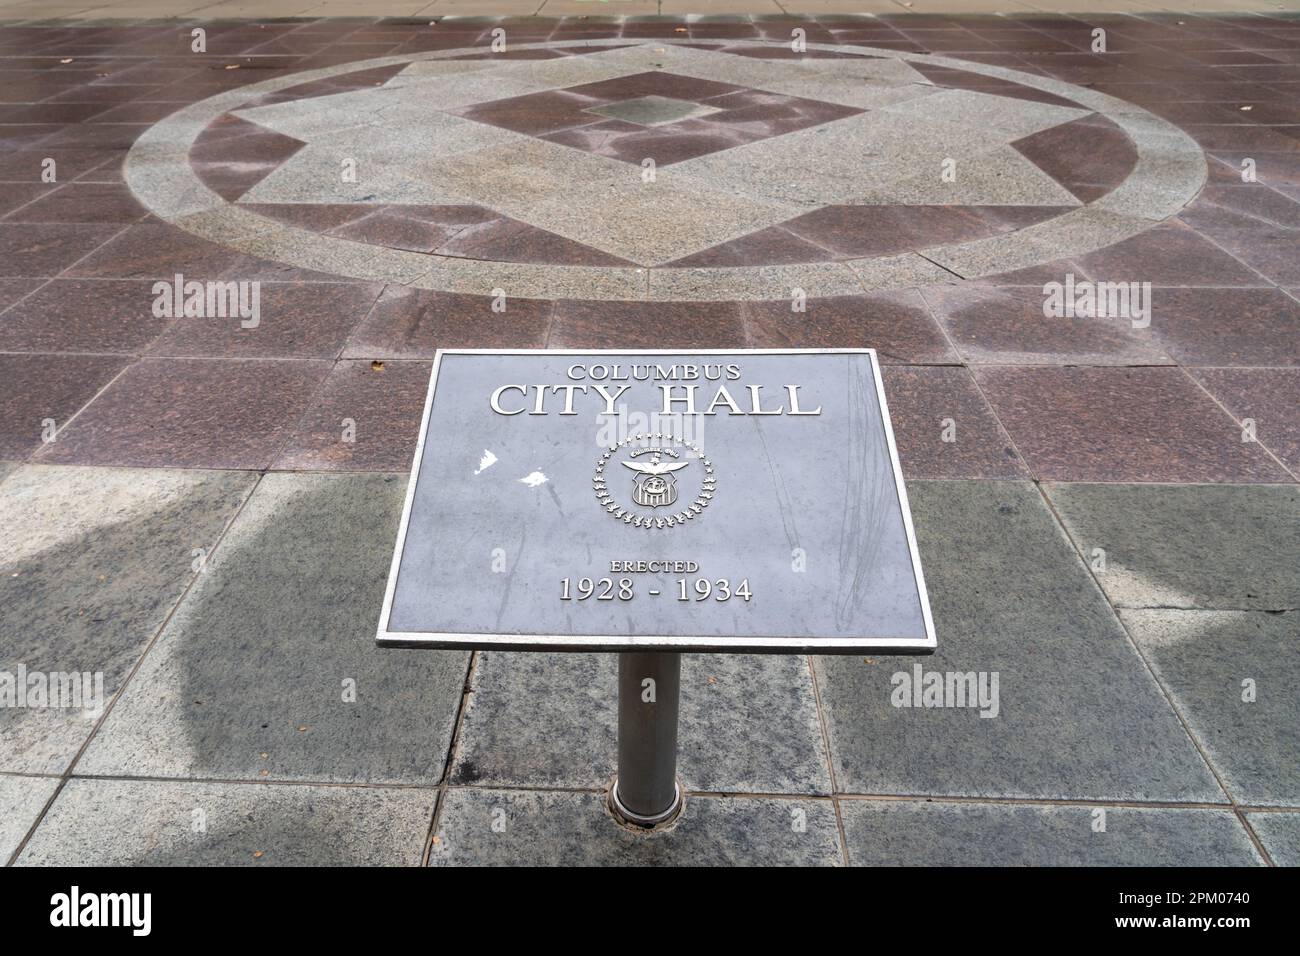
[127,39,1206,301]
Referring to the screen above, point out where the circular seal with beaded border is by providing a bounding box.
[594,433,714,530]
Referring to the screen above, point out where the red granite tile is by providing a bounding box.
[330,208,467,254]
[744,291,957,363]
[975,366,1291,483]
[0,184,57,218]
[909,61,1087,109]
[35,357,331,470]
[1207,149,1300,189]
[0,149,113,183]
[3,183,147,224]
[565,71,745,103]
[543,119,758,166]
[273,359,431,473]
[1073,222,1268,287]
[144,282,380,360]
[0,279,175,354]
[923,284,1170,366]
[549,300,746,349]
[1191,367,1300,472]
[64,223,256,280]
[452,90,604,137]
[781,204,1069,259]
[1013,115,1138,202]
[0,223,120,277]
[1189,224,1300,286]
[1178,185,1300,233]
[0,277,42,310]
[343,286,553,360]
[666,226,836,268]
[433,217,634,266]
[880,366,1029,480]
[0,353,129,460]
[1143,288,1300,366]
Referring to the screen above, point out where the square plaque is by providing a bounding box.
[377,349,935,654]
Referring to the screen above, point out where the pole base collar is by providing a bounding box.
[609,779,683,829]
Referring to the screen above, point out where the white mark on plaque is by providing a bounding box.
[518,471,548,487]
[474,449,498,475]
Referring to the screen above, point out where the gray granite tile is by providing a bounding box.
[0,465,257,775]
[817,480,1222,803]
[77,473,469,786]
[1043,483,1300,612]
[1120,609,1299,807]
[841,800,1261,866]
[17,778,433,866]
[0,775,59,862]
[452,651,831,794]
[1246,812,1300,867]
[430,787,841,866]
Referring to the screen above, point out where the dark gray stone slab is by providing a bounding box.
[841,800,1262,866]
[430,787,841,866]
[1246,812,1300,867]
[1121,609,1299,806]
[0,774,59,862]
[77,473,469,785]
[0,462,16,483]
[452,651,830,794]
[0,465,256,774]
[817,480,1223,802]
[1043,483,1300,611]
[381,350,933,653]
[17,779,434,866]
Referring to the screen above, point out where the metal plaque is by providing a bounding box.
[377,349,935,654]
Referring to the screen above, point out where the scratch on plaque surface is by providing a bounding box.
[474,450,497,475]
[518,471,547,487]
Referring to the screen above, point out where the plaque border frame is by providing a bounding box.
[376,348,936,655]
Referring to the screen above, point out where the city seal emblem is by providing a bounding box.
[594,433,715,530]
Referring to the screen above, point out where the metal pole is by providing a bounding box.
[611,651,682,827]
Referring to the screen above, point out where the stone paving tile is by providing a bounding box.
[923,284,1171,366]
[1072,222,1269,288]
[0,775,59,863]
[1146,288,1300,367]
[0,353,128,461]
[35,357,331,470]
[549,299,747,348]
[817,481,1223,803]
[451,651,830,794]
[1195,225,1300,288]
[974,366,1292,483]
[2,183,148,225]
[0,223,120,277]
[273,359,430,472]
[1191,368,1300,474]
[881,368,1029,480]
[1246,812,1300,867]
[430,787,841,866]
[0,279,173,354]
[17,779,434,866]
[1119,609,1298,808]
[76,473,469,786]
[342,286,554,359]
[1043,483,1300,612]
[742,291,957,363]
[840,801,1262,867]
[0,465,256,774]
[144,282,380,360]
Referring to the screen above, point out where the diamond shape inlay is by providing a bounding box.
[584,95,723,128]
